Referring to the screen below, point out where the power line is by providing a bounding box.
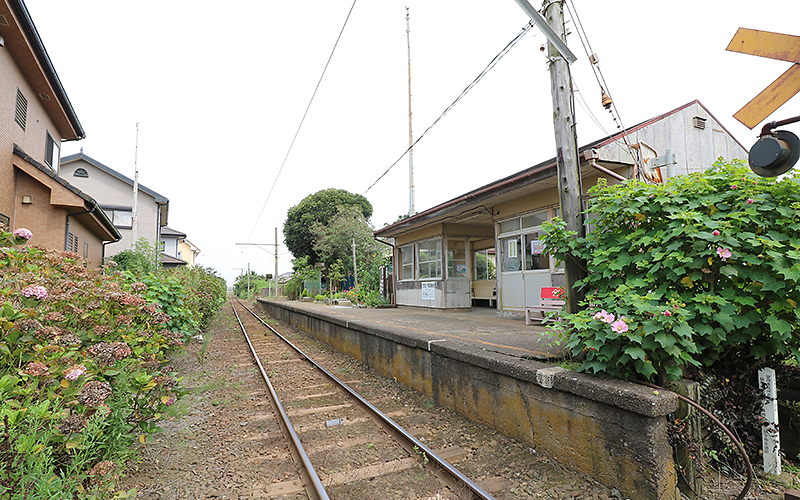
[363,22,537,195]
[245,0,360,243]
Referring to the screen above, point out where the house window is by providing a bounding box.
[83,241,89,259]
[500,236,522,272]
[399,244,414,280]
[418,238,442,279]
[15,89,27,130]
[73,168,88,178]
[474,248,496,280]
[0,212,9,231]
[446,239,467,278]
[44,133,59,170]
[105,209,133,229]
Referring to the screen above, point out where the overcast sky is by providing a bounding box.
[25,0,800,286]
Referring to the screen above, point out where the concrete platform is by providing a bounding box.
[274,300,562,360]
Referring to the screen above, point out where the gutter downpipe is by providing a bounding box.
[373,236,397,307]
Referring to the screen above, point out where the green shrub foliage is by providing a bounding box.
[0,228,223,499]
[542,159,800,382]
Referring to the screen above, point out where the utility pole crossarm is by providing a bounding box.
[513,0,577,63]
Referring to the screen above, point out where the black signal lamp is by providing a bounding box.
[748,117,800,178]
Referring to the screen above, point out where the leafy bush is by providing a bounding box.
[0,228,190,499]
[108,238,161,278]
[542,159,800,383]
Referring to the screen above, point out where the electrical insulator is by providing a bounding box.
[600,87,613,110]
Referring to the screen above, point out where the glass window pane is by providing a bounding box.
[447,239,467,278]
[499,219,520,234]
[522,210,548,229]
[523,233,548,270]
[474,249,496,280]
[500,236,521,272]
[113,210,133,228]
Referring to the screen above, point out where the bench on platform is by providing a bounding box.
[525,287,565,325]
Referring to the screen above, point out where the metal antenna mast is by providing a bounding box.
[132,123,140,244]
[406,6,415,216]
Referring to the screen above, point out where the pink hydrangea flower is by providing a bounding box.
[64,364,87,381]
[593,309,615,324]
[746,198,754,204]
[731,185,738,190]
[13,228,33,240]
[716,247,732,260]
[611,318,629,334]
[21,285,48,300]
[663,310,672,317]
[712,230,720,236]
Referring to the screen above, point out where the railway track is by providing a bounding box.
[230,297,497,500]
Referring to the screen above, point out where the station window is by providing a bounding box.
[399,244,414,280]
[418,238,442,279]
[446,239,467,279]
[498,208,553,273]
[474,248,496,280]
[500,236,522,272]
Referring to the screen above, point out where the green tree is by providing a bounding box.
[233,271,272,299]
[311,205,384,281]
[284,189,372,264]
[109,237,162,278]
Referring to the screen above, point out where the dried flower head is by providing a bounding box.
[59,414,88,434]
[78,381,112,406]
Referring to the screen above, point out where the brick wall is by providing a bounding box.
[0,43,64,229]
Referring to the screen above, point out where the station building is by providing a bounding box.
[374,100,748,316]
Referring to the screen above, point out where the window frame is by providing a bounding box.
[417,237,442,280]
[398,244,414,281]
[44,132,59,170]
[446,238,468,279]
[497,208,558,273]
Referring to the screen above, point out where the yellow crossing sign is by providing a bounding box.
[726,28,800,129]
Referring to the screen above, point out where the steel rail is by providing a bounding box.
[236,299,497,500]
[229,298,329,500]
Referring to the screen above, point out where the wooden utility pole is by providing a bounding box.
[544,0,586,313]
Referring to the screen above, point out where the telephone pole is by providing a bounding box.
[545,0,586,313]
[515,0,585,313]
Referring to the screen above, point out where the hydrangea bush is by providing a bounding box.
[0,228,223,499]
[542,159,800,383]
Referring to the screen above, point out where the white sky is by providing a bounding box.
[25,0,800,286]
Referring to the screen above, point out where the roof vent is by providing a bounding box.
[0,15,9,26]
[692,116,707,130]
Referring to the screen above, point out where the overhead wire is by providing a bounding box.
[564,0,638,172]
[245,0,360,243]
[363,22,537,196]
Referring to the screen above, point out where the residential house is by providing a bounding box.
[177,238,201,268]
[374,100,749,316]
[60,151,169,258]
[0,0,120,267]
[159,226,188,268]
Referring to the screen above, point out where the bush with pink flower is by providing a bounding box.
[0,225,211,497]
[542,159,800,383]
